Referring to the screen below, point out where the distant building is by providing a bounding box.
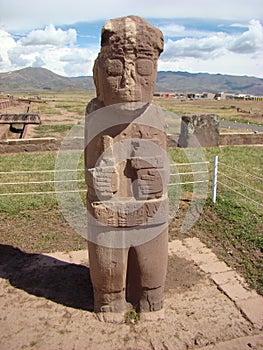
[201,92,215,99]
[154,91,263,101]
[214,92,226,100]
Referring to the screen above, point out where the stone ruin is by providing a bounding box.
[178,114,219,147]
[84,16,169,314]
[0,98,41,140]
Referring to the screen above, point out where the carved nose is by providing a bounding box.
[120,67,136,89]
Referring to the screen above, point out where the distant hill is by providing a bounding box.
[157,71,263,95]
[1,67,263,95]
[0,67,95,93]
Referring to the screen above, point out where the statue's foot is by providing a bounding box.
[95,311,127,323]
[95,299,133,323]
[94,291,133,313]
[99,300,133,313]
[139,309,165,321]
[138,288,164,312]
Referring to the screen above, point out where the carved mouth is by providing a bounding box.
[116,90,141,101]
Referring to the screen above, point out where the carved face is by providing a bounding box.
[94,53,158,106]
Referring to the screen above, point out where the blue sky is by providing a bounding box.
[0,0,263,78]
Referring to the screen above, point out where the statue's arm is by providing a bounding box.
[86,98,104,115]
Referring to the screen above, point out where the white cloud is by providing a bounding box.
[60,49,96,76]
[159,24,186,37]
[160,23,217,39]
[20,25,76,46]
[163,33,228,60]
[159,52,263,78]
[228,19,263,53]
[0,30,17,71]
[162,20,263,61]
[63,62,91,76]
[60,52,88,64]
[0,17,262,78]
[158,19,263,78]
[8,47,32,67]
[229,23,250,28]
[0,25,93,76]
[1,0,263,32]
[32,56,45,67]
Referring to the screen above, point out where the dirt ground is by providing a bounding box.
[0,223,262,347]
[1,239,262,350]
[0,98,82,140]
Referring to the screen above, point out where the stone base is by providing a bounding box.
[94,308,165,324]
[94,312,126,324]
[139,309,165,322]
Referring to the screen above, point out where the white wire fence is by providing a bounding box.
[0,162,209,197]
[1,157,261,211]
[212,156,263,208]
[0,168,86,197]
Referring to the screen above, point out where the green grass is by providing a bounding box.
[0,151,87,252]
[124,309,140,324]
[193,196,263,294]
[0,152,57,214]
[0,152,56,172]
[40,104,60,115]
[33,124,74,138]
[0,151,85,214]
[169,146,262,294]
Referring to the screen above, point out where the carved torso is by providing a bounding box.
[85,103,169,228]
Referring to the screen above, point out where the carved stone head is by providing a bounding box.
[93,15,164,106]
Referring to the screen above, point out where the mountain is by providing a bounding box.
[1,67,263,95]
[157,71,263,95]
[0,67,94,93]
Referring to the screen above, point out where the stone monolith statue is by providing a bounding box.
[85,15,169,315]
[178,114,219,147]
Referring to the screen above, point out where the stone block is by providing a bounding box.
[199,261,232,274]
[178,114,219,147]
[236,297,263,329]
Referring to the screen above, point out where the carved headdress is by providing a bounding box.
[99,15,164,59]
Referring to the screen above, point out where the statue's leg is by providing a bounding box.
[133,228,168,312]
[88,241,131,313]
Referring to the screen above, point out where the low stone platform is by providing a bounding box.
[0,238,262,349]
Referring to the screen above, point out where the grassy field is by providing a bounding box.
[0,146,262,294]
[7,93,263,138]
[0,151,86,252]
[156,97,263,126]
[169,146,263,294]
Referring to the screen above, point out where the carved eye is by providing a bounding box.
[106,59,123,76]
[136,59,153,76]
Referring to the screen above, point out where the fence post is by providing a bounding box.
[212,155,218,203]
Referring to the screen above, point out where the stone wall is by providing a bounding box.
[0,125,9,140]
[0,137,84,153]
[178,114,219,147]
[0,99,17,110]
[0,132,262,154]
[219,132,263,146]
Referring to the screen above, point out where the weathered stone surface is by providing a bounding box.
[179,114,219,147]
[236,297,263,329]
[219,132,263,145]
[91,15,163,107]
[87,197,169,227]
[85,15,168,314]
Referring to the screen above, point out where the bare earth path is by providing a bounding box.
[0,238,262,350]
